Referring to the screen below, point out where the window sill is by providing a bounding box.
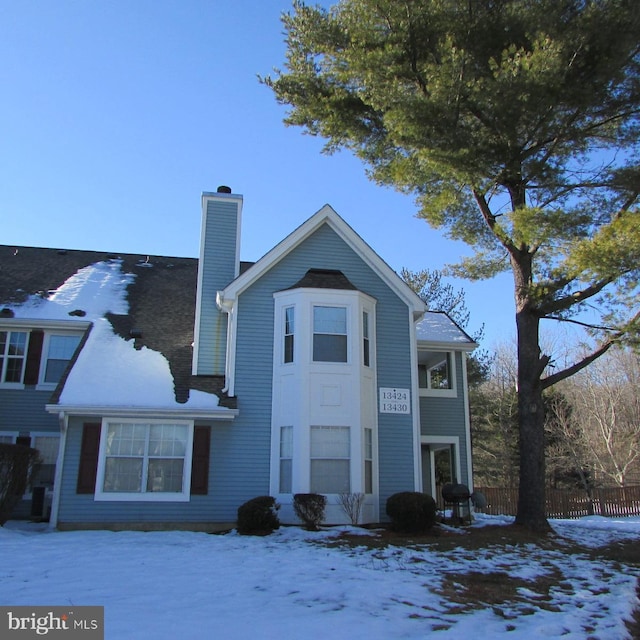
[0,382,25,390]
[419,388,458,399]
[94,492,191,502]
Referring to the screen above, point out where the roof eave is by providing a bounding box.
[417,339,477,352]
[45,404,238,420]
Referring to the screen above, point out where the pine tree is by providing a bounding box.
[264,0,640,530]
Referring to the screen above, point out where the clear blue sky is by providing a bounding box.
[1,1,514,347]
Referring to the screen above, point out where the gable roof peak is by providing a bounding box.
[219,204,426,316]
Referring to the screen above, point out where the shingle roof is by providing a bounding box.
[0,244,235,408]
[284,268,358,291]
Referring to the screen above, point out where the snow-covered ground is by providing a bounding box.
[1,515,639,639]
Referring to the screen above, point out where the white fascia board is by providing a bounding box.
[417,339,477,352]
[220,204,427,316]
[45,404,238,420]
[0,318,91,331]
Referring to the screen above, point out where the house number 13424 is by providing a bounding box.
[379,388,410,414]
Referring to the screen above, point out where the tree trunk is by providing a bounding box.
[512,256,551,532]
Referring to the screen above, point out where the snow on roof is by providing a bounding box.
[8,259,221,410]
[416,311,475,347]
[7,259,133,320]
[59,318,220,410]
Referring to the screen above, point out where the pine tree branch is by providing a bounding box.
[541,309,640,389]
[541,341,615,390]
[536,277,614,316]
[541,315,616,332]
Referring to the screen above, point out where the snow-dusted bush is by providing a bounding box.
[0,443,39,525]
[386,492,437,533]
[293,493,326,531]
[236,496,280,535]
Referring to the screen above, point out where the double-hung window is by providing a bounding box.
[364,428,373,494]
[97,422,192,501]
[363,311,370,367]
[310,426,350,493]
[0,331,28,384]
[313,306,347,363]
[43,334,82,384]
[279,426,293,493]
[284,307,295,364]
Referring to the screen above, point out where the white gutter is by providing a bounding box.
[216,291,236,397]
[410,309,424,492]
[48,412,68,531]
[461,353,475,494]
[45,405,238,420]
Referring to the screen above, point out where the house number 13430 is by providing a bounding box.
[379,388,410,414]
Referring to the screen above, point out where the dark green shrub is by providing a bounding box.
[237,496,280,535]
[293,493,326,531]
[386,491,437,533]
[0,443,40,526]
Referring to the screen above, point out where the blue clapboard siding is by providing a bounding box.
[232,223,416,518]
[419,352,471,486]
[57,416,232,524]
[0,389,60,433]
[57,221,419,525]
[193,197,240,376]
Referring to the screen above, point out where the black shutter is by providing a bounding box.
[190,426,211,495]
[24,330,44,385]
[76,423,101,494]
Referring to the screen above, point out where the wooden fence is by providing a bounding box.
[473,486,640,519]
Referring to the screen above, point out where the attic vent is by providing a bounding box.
[217,185,232,193]
[1,308,14,318]
[57,249,68,255]
[136,256,153,268]
[129,328,143,339]
[68,309,86,317]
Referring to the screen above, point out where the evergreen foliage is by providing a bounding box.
[236,496,280,536]
[386,491,437,532]
[0,443,39,526]
[265,0,640,530]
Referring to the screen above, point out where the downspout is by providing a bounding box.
[217,292,236,397]
[409,310,424,492]
[461,353,474,494]
[48,411,68,531]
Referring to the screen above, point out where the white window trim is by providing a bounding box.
[312,304,350,364]
[0,329,29,388]
[283,306,295,365]
[0,431,18,444]
[94,419,194,502]
[310,425,351,495]
[420,435,462,500]
[418,350,457,398]
[36,330,83,390]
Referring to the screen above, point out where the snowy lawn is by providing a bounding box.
[1,515,639,639]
